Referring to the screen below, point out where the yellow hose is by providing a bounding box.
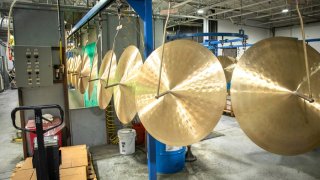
[106,104,119,144]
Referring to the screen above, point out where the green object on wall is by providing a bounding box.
[84,42,98,107]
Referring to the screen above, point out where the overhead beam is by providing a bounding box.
[68,0,115,37]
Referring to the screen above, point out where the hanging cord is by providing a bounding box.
[295,1,312,99]
[105,2,122,87]
[156,2,171,98]
[5,0,18,74]
[57,0,64,74]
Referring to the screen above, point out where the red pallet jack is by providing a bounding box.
[11,104,64,180]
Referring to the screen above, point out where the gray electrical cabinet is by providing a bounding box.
[15,46,53,88]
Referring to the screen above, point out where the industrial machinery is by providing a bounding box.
[11,104,64,180]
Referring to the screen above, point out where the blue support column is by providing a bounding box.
[126,0,157,180]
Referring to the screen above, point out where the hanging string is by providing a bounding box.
[156,2,171,98]
[295,0,312,99]
[105,1,122,87]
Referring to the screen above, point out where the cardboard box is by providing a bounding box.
[11,169,35,180]
[12,145,89,180]
[60,145,88,169]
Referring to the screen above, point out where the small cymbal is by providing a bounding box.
[217,56,237,83]
[113,45,143,124]
[88,54,98,100]
[97,50,117,109]
[135,39,226,146]
[231,37,320,155]
[79,53,91,94]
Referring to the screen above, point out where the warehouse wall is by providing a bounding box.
[275,22,320,52]
[217,20,271,59]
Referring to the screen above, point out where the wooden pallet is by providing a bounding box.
[224,95,235,117]
[87,153,97,180]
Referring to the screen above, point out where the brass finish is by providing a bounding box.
[231,37,320,155]
[113,46,143,124]
[88,54,98,99]
[73,55,82,90]
[97,50,117,109]
[67,57,73,86]
[135,39,227,146]
[217,56,237,83]
[79,53,91,94]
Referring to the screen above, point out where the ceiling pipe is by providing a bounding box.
[225,4,286,19]
[206,0,271,18]
[248,3,320,20]
[259,12,320,25]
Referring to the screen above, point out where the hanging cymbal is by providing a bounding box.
[79,53,91,94]
[231,37,320,155]
[113,45,143,124]
[72,55,81,89]
[88,54,98,99]
[135,39,227,146]
[67,57,73,86]
[217,56,237,83]
[97,50,117,109]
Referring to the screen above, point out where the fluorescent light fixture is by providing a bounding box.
[282,9,289,13]
[197,9,204,14]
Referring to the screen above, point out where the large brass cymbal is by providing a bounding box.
[79,53,91,94]
[88,54,98,99]
[73,55,82,90]
[217,56,237,83]
[113,45,143,124]
[231,37,320,155]
[97,50,117,109]
[135,39,227,146]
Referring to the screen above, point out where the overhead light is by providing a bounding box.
[197,9,204,14]
[282,8,289,13]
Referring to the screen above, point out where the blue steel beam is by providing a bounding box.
[126,0,157,180]
[167,32,248,41]
[306,38,320,43]
[68,0,115,37]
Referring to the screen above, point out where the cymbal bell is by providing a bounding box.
[113,45,143,124]
[231,37,320,155]
[217,56,237,83]
[97,50,117,109]
[135,39,227,146]
[88,54,98,100]
[79,53,91,94]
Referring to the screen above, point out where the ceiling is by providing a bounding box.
[153,0,320,29]
[0,0,320,41]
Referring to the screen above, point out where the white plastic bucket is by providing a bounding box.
[118,128,136,155]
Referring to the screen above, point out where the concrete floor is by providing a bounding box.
[0,90,23,179]
[91,116,320,180]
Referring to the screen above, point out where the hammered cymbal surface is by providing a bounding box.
[231,37,320,155]
[114,45,143,124]
[135,39,227,146]
[88,54,98,99]
[79,53,90,94]
[217,56,237,83]
[97,50,117,109]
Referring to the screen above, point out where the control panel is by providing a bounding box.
[15,46,53,88]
